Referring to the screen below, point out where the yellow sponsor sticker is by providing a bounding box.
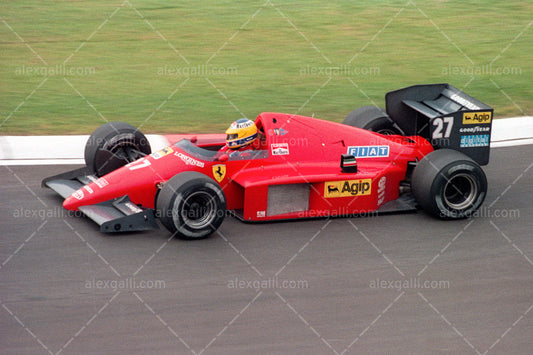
[324,179,372,198]
[463,111,492,124]
[151,146,173,159]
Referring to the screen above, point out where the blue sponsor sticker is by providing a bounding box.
[460,135,490,148]
[347,145,389,158]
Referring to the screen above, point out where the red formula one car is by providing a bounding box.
[43,84,493,239]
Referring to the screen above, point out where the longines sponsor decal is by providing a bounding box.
[325,179,372,198]
[347,146,389,158]
[175,152,205,167]
[463,111,492,124]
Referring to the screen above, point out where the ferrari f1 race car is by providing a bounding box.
[43,84,494,239]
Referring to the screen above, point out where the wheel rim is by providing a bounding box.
[443,173,478,210]
[180,191,217,229]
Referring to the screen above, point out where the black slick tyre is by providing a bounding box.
[156,172,226,239]
[343,105,404,135]
[411,149,487,219]
[84,121,151,177]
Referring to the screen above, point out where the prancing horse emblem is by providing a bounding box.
[212,164,226,183]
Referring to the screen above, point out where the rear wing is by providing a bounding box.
[386,84,493,165]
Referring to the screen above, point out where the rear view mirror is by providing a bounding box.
[340,154,357,173]
[218,154,229,162]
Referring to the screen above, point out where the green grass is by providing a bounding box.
[1,0,532,134]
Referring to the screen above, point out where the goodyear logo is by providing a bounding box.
[325,179,372,198]
[463,111,492,124]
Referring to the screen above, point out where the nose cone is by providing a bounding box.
[63,188,86,210]
[62,146,195,211]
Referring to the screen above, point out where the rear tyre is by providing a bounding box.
[85,122,151,177]
[411,149,487,219]
[343,105,404,135]
[156,172,226,239]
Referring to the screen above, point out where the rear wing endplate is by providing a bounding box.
[385,83,493,165]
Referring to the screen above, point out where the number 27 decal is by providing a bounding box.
[432,116,454,139]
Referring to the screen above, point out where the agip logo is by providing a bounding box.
[463,111,492,124]
[324,179,372,198]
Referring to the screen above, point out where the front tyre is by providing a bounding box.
[84,121,151,177]
[411,149,487,219]
[156,172,226,239]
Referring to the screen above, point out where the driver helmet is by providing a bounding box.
[225,118,258,149]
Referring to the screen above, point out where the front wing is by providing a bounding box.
[42,168,159,233]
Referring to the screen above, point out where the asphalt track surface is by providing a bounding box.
[1,145,532,354]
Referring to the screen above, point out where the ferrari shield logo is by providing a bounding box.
[212,164,226,182]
